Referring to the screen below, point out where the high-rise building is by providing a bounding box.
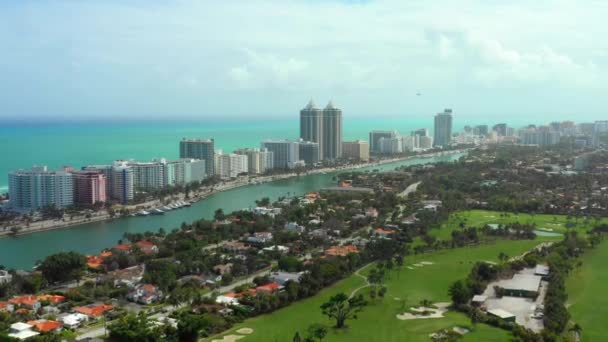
[300,100,324,160]
[342,140,369,161]
[419,136,433,149]
[402,136,416,151]
[412,128,429,137]
[322,101,343,160]
[473,125,489,136]
[72,170,107,206]
[179,139,215,176]
[492,123,507,136]
[298,140,320,166]
[234,148,274,174]
[215,153,248,179]
[520,127,560,146]
[378,136,403,154]
[261,139,300,169]
[433,109,453,147]
[369,131,398,153]
[129,160,166,190]
[112,162,134,204]
[8,166,73,211]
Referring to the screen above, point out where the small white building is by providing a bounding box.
[8,322,40,340]
[60,313,89,329]
[0,270,13,284]
[216,295,239,306]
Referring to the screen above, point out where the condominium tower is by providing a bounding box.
[179,138,215,176]
[433,109,453,147]
[8,166,74,211]
[300,100,324,160]
[300,100,342,161]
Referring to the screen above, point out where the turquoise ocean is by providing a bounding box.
[0,117,451,191]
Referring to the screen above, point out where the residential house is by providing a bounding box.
[59,313,88,329]
[134,240,159,255]
[9,295,41,311]
[26,320,62,334]
[0,301,14,313]
[107,265,145,287]
[247,232,273,245]
[127,284,163,305]
[111,243,133,254]
[284,222,305,233]
[74,304,113,319]
[213,263,233,276]
[37,295,66,305]
[0,270,12,284]
[374,228,396,238]
[269,271,304,285]
[262,245,289,254]
[324,245,359,257]
[222,241,250,253]
[7,322,39,340]
[365,208,379,218]
[255,282,283,293]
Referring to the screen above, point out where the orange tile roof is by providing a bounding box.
[27,320,62,333]
[255,282,281,292]
[0,302,9,309]
[15,308,29,314]
[113,244,132,251]
[87,255,105,269]
[9,295,39,307]
[135,240,155,248]
[375,228,396,235]
[325,245,359,257]
[74,304,113,317]
[37,295,66,304]
[100,251,113,258]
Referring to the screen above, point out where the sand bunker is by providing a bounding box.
[420,261,434,265]
[407,266,414,270]
[453,327,470,335]
[212,335,244,342]
[236,328,253,335]
[396,302,450,320]
[413,263,424,267]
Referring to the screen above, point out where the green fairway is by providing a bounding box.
[209,239,545,342]
[566,240,608,342]
[427,210,603,241]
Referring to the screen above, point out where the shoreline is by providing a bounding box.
[1,149,469,239]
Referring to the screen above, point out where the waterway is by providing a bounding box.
[0,153,464,269]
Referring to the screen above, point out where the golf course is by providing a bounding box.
[566,238,608,341]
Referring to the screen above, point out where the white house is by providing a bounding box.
[0,270,12,285]
[8,322,40,340]
[60,313,89,329]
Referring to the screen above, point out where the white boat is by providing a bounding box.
[162,206,172,211]
[136,210,150,216]
[150,208,164,215]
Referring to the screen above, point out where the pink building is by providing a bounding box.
[72,171,106,206]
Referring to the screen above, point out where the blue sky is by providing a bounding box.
[0,0,607,122]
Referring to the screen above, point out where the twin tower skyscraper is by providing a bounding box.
[299,100,343,161]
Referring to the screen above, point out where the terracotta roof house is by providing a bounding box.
[111,243,133,254]
[0,301,14,313]
[127,284,163,305]
[134,240,159,255]
[324,245,359,257]
[255,282,283,293]
[213,263,233,276]
[27,320,63,333]
[374,228,396,238]
[37,295,66,304]
[74,304,113,318]
[9,295,41,311]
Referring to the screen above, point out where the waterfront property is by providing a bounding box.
[8,166,73,211]
[342,140,370,161]
[179,138,215,176]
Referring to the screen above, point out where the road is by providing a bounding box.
[399,181,421,198]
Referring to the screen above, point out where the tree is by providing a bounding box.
[293,332,302,342]
[108,312,164,341]
[307,323,328,342]
[214,209,225,221]
[569,323,582,339]
[448,280,471,305]
[38,252,86,284]
[498,252,509,264]
[176,314,206,342]
[320,293,367,329]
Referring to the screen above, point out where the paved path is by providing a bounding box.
[399,181,421,198]
[349,264,372,299]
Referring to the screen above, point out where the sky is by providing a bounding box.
[0,0,607,122]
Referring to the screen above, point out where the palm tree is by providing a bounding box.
[569,323,582,340]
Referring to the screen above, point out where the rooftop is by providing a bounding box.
[488,308,515,319]
[501,274,542,293]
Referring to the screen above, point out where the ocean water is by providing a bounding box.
[0,117,440,191]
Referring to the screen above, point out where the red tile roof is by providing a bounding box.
[27,320,62,333]
[74,304,113,317]
[255,282,281,292]
[37,295,66,304]
[113,244,132,251]
[325,245,359,257]
[375,228,396,235]
[9,295,39,307]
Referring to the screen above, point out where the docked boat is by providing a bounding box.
[150,208,164,215]
[162,206,172,211]
[135,210,150,216]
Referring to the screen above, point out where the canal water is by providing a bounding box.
[0,153,464,269]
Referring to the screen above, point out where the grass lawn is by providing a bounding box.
[566,240,608,342]
[208,239,545,342]
[428,210,604,241]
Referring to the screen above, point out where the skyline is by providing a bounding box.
[1,0,607,121]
